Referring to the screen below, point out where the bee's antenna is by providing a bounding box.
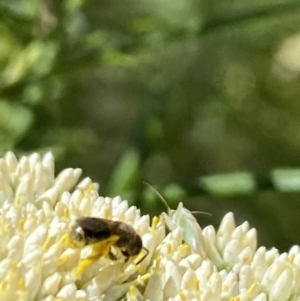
[134,247,149,265]
[143,182,212,217]
[143,182,170,211]
[190,210,212,216]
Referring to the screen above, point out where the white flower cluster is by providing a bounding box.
[0,152,299,301]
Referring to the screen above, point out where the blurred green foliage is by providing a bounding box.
[1,0,300,251]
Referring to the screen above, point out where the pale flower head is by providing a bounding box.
[0,151,300,301]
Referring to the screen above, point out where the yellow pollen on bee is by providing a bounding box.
[91,235,119,258]
[59,232,74,248]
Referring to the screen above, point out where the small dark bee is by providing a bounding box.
[69,217,148,263]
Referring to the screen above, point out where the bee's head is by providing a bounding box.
[127,234,143,256]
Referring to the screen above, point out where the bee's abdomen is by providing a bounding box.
[72,217,112,244]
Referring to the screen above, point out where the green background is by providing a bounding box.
[1,0,300,252]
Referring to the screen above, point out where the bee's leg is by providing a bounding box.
[121,250,130,262]
[74,236,120,277]
[74,241,111,277]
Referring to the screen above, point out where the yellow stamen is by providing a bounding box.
[129,285,136,297]
[14,197,21,206]
[178,243,189,255]
[134,248,149,265]
[0,279,7,292]
[134,264,142,273]
[59,254,68,264]
[60,231,85,248]
[84,183,95,197]
[42,236,51,250]
[193,277,199,292]
[19,278,26,291]
[103,207,111,219]
[154,256,161,271]
[246,282,257,295]
[179,291,187,301]
[141,272,151,282]
[11,261,17,273]
[289,253,296,264]
[91,235,119,259]
[134,273,152,287]
[151,216,159,229]
[134,254,143,265]
[18,219,25,232]
[167,243,172,254]
[63,207,69,218]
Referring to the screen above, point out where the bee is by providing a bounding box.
[69,217,148,264]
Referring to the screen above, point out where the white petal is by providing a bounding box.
[269,267,293,301]
[56,283,77,300]
[76,177,92,190]
[216,212,235,250]
[5,151,18,172]
[144,273,163,300]
[42,272,62,296]
[42,152,55,183]
[25,267,42,301]
[252,293,267,301]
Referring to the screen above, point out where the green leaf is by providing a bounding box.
[0,100,33,151]
[107,148,140,197]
